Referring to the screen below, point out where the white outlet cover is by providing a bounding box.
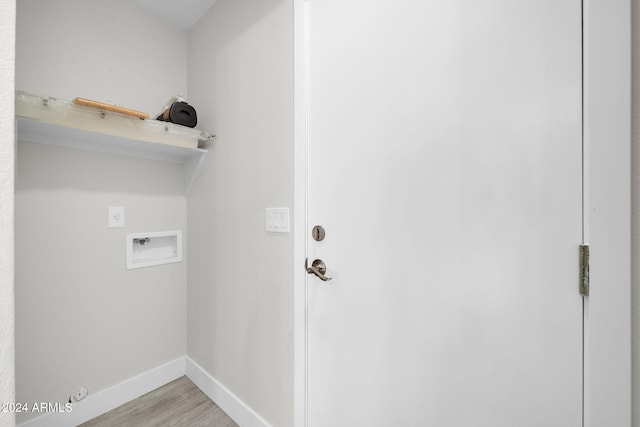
[266,207,290,233]
[108,206,125,228]
[70,387,88,403]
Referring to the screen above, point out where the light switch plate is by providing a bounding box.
[266,207,290,233]
[108,206,125,228]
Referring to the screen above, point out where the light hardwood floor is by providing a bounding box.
[79,376,238,427]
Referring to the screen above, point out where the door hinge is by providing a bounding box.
[579,244,589,296]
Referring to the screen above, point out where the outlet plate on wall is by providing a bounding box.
[108,206,125,228]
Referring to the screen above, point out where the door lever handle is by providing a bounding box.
[306,258,332,281]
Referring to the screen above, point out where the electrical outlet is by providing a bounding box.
[69,387,88,403]
[108,206,125,228]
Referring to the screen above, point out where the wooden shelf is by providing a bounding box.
[15,91,214,194]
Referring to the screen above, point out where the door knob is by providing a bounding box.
[306,258,332,281]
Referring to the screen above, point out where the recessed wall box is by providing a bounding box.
[126,230,182,270]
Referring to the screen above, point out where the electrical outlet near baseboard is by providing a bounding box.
[69,387,88,403]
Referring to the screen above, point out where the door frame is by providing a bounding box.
[581,0,631,425]
[292,1,631,425]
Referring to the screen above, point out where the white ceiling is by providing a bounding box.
[135,0,218,31]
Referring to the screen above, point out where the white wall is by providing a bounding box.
[633,1,640,425]
[187,1,294,426]
[15,1,189,423]
[0,0,16,426]
[15,144,187,424]
[16,0,187,116]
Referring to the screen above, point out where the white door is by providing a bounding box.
[306,1,583,426]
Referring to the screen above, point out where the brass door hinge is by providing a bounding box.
[579,245,589,296]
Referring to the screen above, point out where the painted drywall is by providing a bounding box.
[187,1,294,426]
[0,0,16,426]
[16,0,187,116]
[15,144,187,424]
[134,0,218,31]
[15,1,188,423]
[633,1,639,425]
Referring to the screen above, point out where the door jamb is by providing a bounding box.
[582,0,631,425]
[293,0,309,426]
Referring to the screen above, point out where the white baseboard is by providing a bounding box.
[17,356,267,427]
[185,356,271,427]
[18,357,186,427]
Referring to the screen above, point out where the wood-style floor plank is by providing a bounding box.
[79,376,238,427]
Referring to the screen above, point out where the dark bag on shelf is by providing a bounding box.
[156,101,197,128]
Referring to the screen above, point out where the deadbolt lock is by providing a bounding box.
[312,225,326,241]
